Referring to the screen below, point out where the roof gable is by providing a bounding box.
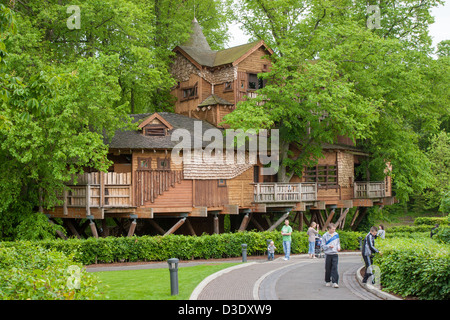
[138,113,174,131]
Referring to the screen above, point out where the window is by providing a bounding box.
[248,73,266,90]
[181,83,198,101]
[304,165,337,189]
[224,81,233,91]
[248,73,258,90]
[157,158,170,170]
[218,179,227,187]
[138,157,151,170]
[144,125,166,136]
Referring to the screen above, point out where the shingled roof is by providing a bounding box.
[108,112,220,150]
[175,19,272,68]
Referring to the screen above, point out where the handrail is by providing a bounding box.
[253,182,317,203]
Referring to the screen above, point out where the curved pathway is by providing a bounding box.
[191,253,382,300]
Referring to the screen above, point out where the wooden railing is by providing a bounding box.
[354,181,385,199]
[59,172,132,212]
[253,183,317,203]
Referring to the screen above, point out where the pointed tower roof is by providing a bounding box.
[178,18,216,67]
[174,19,273,68]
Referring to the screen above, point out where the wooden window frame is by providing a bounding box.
[137,157,151,170]
[143,124,166,136]
[304,165,338,189]
[157,157,170,170]
[224,81,233,92]
[218,179,227,187]
[181,82,198,101]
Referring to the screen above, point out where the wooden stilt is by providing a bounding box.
[267,211,290,231]
[149,219,166,235]
[250,214,264,231]
[322,208,336,231]
[238,213,251,232]
[184,218,196,236]
[89,219,99,238]
[127,220,137,237]
[213,213,219,234]
[335,208,350,229]
[164,217,186,236]
[350,208,360,228]
[48,219,67,240]
[299,212,304,231]
[65,219,81,239]
[352,207,368,231]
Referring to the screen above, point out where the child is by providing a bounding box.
[362,226,380,284]
[377,224,385,239]
[267,241,276,261]
[321,223,341,288]
[307,222,319,259]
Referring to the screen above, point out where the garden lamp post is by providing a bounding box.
[167,258,179,295]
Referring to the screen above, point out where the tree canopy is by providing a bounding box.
[223,0,450,203]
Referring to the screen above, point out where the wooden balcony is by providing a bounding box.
[253,183,317,203]
[58,172,133,215]
[354,181,386,199]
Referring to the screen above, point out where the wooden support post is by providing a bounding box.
[149,219,166,235]
[299,212,304,231]
[250,214,264,232]
[48,218,67,240]
[350,208,360,228]
[185,218,196,236]
[164,217,186,236]
[238,213,251,232]
[322,208,336,231]
[213,213,219,234]
[335,208,350,229]
[267,211,290,232]
[352,207,368,231]
[65,219,81,239]
[127,219,137,237]
[302,212,311,227]
[89,219,99,238]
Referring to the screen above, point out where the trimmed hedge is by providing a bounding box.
[1,230,363,265]
[0,241,103,300]
[374,238,450,300]
[414,216,449,226]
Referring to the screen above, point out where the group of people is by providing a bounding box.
[267,219,385,288]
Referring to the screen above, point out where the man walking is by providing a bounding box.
[281,219,293,260]
[362,226,381,284]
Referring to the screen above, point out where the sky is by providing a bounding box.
[226,1,450,49]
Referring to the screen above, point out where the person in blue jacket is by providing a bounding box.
[362,226,381,284]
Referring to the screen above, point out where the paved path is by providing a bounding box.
[191,253,382,300]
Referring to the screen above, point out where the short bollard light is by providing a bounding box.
[241,244,247,262]
[167,258,179,296]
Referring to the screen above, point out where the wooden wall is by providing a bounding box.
[227,167,254,207]
[194,180,228,207]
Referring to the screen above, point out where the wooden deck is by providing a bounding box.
[353,181,386,199]
[58,172,133,215]
[253,182,317,203]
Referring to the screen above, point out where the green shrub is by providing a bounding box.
[374,238,450,300]
[1,230,363,265]
[0,241,103,300]
[414,216,449,226]
[434,227,450,244]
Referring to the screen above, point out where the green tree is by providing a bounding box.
[224,0,449,202]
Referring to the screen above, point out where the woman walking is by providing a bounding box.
[307,222,319,259]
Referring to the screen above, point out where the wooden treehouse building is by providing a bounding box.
[46,19,396,238]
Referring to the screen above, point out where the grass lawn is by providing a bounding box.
[94,262,240,300]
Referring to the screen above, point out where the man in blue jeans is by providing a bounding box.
[281,219,293,260]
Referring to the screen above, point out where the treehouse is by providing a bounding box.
[46,19,396,238]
